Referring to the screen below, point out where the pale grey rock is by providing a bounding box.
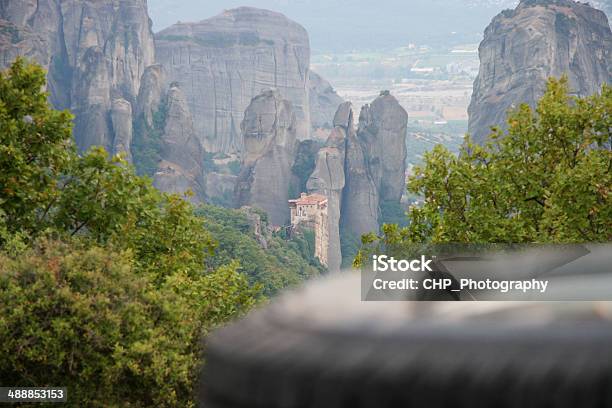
[72,46,112,151]
[111,98,133,162]
[137,64,165,128]
[0,19,48,72]
[357,92,408,203]
[341,118,380,239]
[156,7,311,155]
[306,105,350,272]
[153,85,206,202]
[303,96,408,266]
[0,0,155,151]
[235,89,298,226]
[468,0,612,144]
[333,101,354,128]
[308,70,345,131]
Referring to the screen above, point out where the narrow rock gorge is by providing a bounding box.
[468,0,612,144]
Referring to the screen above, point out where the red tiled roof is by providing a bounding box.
[289,193,327,205]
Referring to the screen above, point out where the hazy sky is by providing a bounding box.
[147,0,520,51]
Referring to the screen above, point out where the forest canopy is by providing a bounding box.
[0,59,265,407]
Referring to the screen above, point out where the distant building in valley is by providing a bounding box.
[289,193,329,267]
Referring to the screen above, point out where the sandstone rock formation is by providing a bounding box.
[133,65,207,202]
[1,2,345,209]
[304,97,408,270]
[341,118,381,239]
[0,19,47,71]
[153,85,206,201]
[136,64,165,129]
[306,103,352,271]
[206,173,238,207]
[155,7,343,155]
[111,98,134,162]
[308,70,345,133]
[357,91,408,203]
[235,89,298,226]
[468,0,612,144]
[156,7,311,155]
[0,0,156,152]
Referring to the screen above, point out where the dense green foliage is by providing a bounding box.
[197,205,324,296]
[357,78,611,264]
[0,59,260,407]
[0,59,73,235]
[0,241,256,407]
[379,200,408,227]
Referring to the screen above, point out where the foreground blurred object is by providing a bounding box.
[202,272,612,407]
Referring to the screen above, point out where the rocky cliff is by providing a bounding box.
[0,0,156,153]
[308,70,345,134]
[0,2,345,207]
[357,91,408,203]
[111,98,134,162]
[468,0,612,144]
[341,114,381,240]
[304,96,408,270]
[152,85,206,201]
[305,103,352,271]
[155,7,342,156]
[341,92,408,239]
[155,7,310,155]
[235,89,298,226]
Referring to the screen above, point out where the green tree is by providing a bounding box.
[0,240,257,407]
[0,58,73,235]
[357,78,611,263]
[197,205,323,296]
[0,59,262,406]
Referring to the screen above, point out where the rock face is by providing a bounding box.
[1,3,345,209]
[306,103,352,272]
[341,92,408,239]
[153,85,206,201]
[156,7,311,155]
[111,98,134,162]
[308,71,345,133]
[136,64,165,129]
[341,118,381,239]
[235,89,298,226]
[357,92,408,203]
[206,173,238,206]
[133,65,207,201]
[0,0,156,152]
[468,0,612,144]
[304,97,408,270]
[0,18,47,70]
